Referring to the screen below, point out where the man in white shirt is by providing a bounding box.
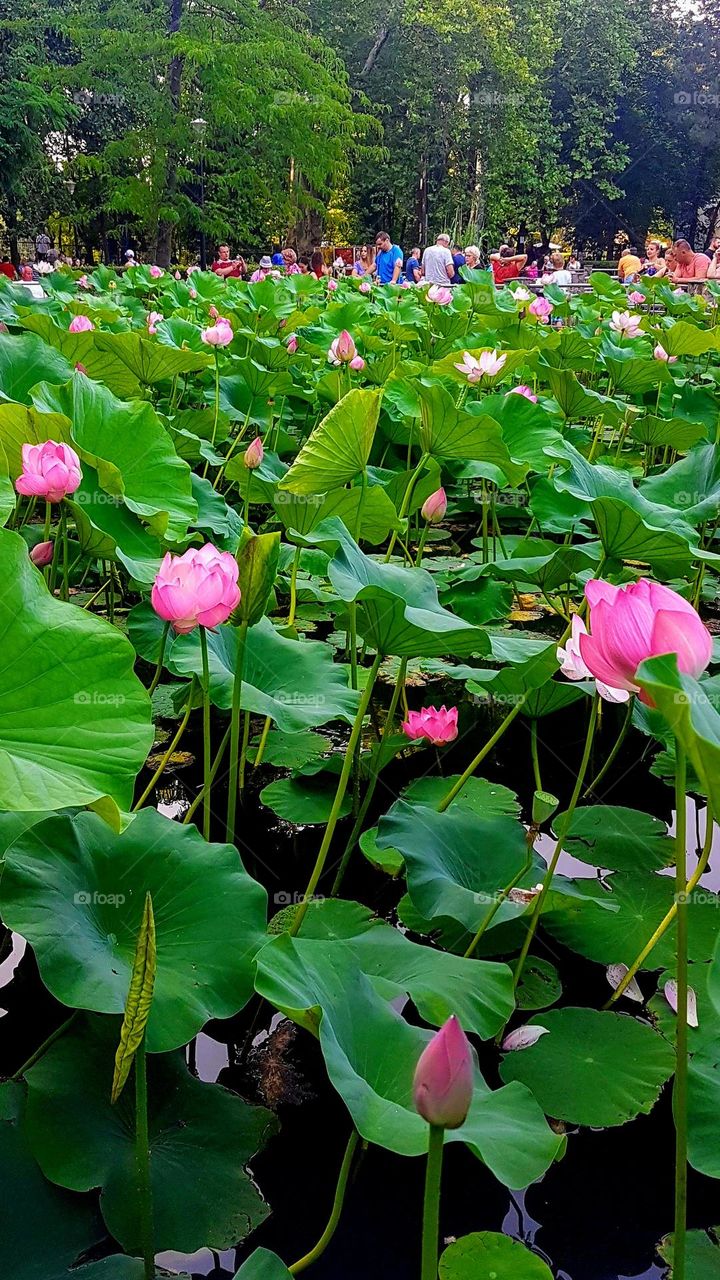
[422,233,454,286]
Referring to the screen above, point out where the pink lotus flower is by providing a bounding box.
[189,287,198,299]
[151,544,241,634]
[286,333,298,353]
[244,437,264,469]
[578,579,712,701]
[402,704,458,746]
[77,275,91,290]
[68,315,94,333]
[187,265,200,275]
[557,614,630,704]
[654,343,678,363]
[529,296,553,321]
[174,270,181,280]
[359,281,371,294]
[328,330,356,365]
[349,354,365,371]
[628,290,645,305]
[149,265,163,279]
[74,363,87,375]
[413,1016,474,1129]
[30,540,54,567]
[421,487,447,523]
[609,310,642,338]
[507,384,538,402]
[201,319,233,347]
[427,284,453,305]
[209,305,219,319]
[327,278,338,292]
[146,310,163,335]
[454,350,507,382]
[15,441,82,504]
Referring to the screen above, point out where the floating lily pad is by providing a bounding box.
[439,1232,553,1279]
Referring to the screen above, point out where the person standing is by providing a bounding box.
[281,247,301,275]
[374,231,403,284]
[671,239,711,282]
[463,245,482,270]
[450,242,466,285]
[422,233,454,286]
[405,246,422,283]
[211,244,245,279]
[618,246,642,282]
[489,244,527,285]
[353,245,375,277]
[0,255,16,280]
[546,252,572,286]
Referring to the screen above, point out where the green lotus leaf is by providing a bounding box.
[0,529,152,818]
[0,808,268,1050]
[24,1016,275,1254]
[278,388,382,494]
[416,382,527,484]
[439,1232,553,1279]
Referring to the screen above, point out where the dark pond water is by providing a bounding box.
[3,689,718,1279]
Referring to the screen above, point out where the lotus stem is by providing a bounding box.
[287,1129,360,1274]
[437,693,528,813]
[147,621,170,697]
[135,1037,155,1280]
[226,620,250,843]
[530,719,542,792]
[133,677,197,811]
[512,693,600,990]
[253,715,273,769]
[420,1124,445,1280]
[673,740,689,1280]
[385,453,428,561]
[464,842,535,960]
[287,544,301,626]
[12,1010,80,1079]
[583,698,633,797]
[202,351,221,480]
[183,723,231,825]
[290,653,383,936]
[200,627,212,839]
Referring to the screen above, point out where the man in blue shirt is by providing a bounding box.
[450,243,466,285]
[405,246,422,283]
[375,231,403,284]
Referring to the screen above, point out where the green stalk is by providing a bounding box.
[290,654,383,936]
[288,1130,360,1274]
[226,620,250,843]
[583,698,633,798]
[202,351,221,480]
[464,842,534,959]
[673,741,688,1280]
[43,499,52,543]
[183,724,231,826]
[436,694,528,813]
[60,503,69,601]
[133,677,197,811]
[12,1011,79,1079]
[420,1125,445,1280]
[513,693,599,990]
[199,627,212,840]
[253,715,273,768]
[239,709,251,794]
[530,719,542,792]
[287,544,301,626]
[331,657,408,895]
[605,799,714,1006]
[384,453,428,562]
[147,622,170,697]
[134,1038,155,1280]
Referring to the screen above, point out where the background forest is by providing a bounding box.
[1,0,719,262]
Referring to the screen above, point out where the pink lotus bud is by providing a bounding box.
[507,384,538,402]
[201,319,233,347]
[77,275,91,289]
[401,704,458,746]
[244,436,264,469]
[209,305,219,319]
[151,544,241,634]
[69,315,94,333]
[189,287,197,299]
[30,540,54,567]
[286,333,298,353]
[578,579,712,702]
[328,330,356,364]
[349,354,365,371]
[15,440,82,504]
[413,1016,474,1129]
[174,270,181,279]
[359,281,371,293]
[74,363,87,375]
[327,278,338,291]
[421,487,447,523]
[529,296,553,321]
[149,265,163,279]
[628,291,645,305]
[146,310,163,335]
[654,343,677,363]
[427,284,453,305]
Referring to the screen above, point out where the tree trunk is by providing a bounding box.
[155,0,185,267]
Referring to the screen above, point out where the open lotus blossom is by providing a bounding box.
[286,333,298,353]
[654,343,678,363]
[627,290,645,305]
[507,384,538,402]
[557,614,630,704]
[664,979,699,1027]
[578,579,713,701]
[201,318,233,347]
[149,265,163,279]
[609,310,642,338]
[529,296,553,321]
[502,1025,550,1052]
[513,286,533,303]
[15,441,82,503]
[146,310,163,335]
[187,264,200,275]
[29,540,54,568]
[244,437,264,469]
[402,704,458,746]
[68,314,94,333]
[77,275,91,289]
[454,349,507,382]
[328,330,357,364]
[606,963,643,1004]
[427,284,453,305]
[413,1016,474,1129]
[151,544,241,634]
[421,487,447,523]
[359,281,371,294]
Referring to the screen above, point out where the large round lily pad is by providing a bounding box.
[0,808,267,1051]
[439,1232,553,1279]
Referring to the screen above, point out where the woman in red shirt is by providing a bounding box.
[489,245,528,285]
